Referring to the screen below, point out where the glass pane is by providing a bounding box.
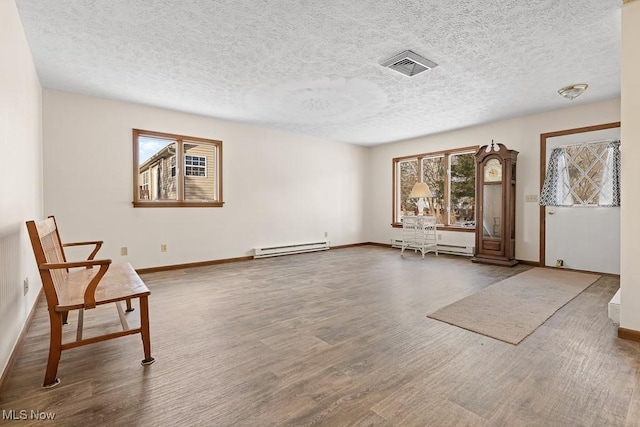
[398,159,418,220]
[184,142,216,201]
[422,156,445,224]
[138,136,177,201]
[450,152,476,227]
[482,184,502,238]
[565,143,607,205]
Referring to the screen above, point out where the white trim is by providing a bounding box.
[184,155,206,177]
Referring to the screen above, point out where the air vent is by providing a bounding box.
[381,50,438,77]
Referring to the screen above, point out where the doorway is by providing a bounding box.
[539,122,621,274]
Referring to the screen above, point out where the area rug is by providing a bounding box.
[427,267,600,345]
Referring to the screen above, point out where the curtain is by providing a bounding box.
[540,140,620,207]
[597,140,621,206]
[540,148,572,206]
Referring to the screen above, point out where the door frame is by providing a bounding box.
[538,121,621,266]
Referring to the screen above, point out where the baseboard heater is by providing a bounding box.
[390,239,474,256]
[253,240,330,259]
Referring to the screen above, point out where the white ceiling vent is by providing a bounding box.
[381,50,438,77]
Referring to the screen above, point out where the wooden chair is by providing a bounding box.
[26,216,155,388]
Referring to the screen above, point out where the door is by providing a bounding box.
[542,125,620,274]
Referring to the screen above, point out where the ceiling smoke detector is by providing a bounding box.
[381,50,438,77]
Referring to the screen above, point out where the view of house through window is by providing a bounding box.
[133,129,223,207]
[393,147,476,228]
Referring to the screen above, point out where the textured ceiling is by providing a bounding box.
[15,0,622,146]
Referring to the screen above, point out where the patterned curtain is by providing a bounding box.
[597,140,621,207]
[540,148,572,206]
[540,140,621,207]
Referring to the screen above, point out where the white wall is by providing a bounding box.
[366,98,620,262]
[0,0,43,379]
[620,1,640,331]
[42,90,367,269]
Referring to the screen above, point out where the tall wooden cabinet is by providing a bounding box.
[471,142,518,266]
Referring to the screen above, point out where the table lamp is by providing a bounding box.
[409,182,433,215]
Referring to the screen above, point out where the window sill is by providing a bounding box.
[133,201,224,208]
[391,223,475,232]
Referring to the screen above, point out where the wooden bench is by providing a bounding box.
[26,216,154,388]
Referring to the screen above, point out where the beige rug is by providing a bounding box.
[427,267,600,345]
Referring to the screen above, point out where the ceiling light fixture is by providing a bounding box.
[558,83,588,100]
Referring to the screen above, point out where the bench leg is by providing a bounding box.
[76,309,84,341]
[139,296,155,366]
[125,298,134,312]
[43,311,63,388]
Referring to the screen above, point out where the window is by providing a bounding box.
[140,171,150,200]
[393,147,476,229]
[422,156,445,223]
[540,140,620,207]
[449,151,476,225]
[133,129,223,207]
[185,155,206,177]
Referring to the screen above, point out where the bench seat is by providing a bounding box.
[55,263,149,311]
[26,216,155,388]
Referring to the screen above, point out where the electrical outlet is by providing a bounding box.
[23,277,29,295]
[121,247,128,256]
[161,243,168,252]
[324,231,328,238]
[525,194,539,203]
[437,233,442,240]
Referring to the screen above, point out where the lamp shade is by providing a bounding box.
[409,182,433,198]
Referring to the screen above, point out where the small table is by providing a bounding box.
[401,216,438,259]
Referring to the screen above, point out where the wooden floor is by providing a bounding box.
[1,246,639,426]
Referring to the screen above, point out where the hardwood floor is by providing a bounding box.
[1,246,638,426]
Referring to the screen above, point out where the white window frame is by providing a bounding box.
[141,170,150,190]
[184,155,206,177]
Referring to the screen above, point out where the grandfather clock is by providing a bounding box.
[471,141,518,266]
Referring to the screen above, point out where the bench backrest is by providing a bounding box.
[26,216,68,309]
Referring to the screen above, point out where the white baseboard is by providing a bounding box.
[608,288,620,325]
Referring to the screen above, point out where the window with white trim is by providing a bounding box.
[185,155,206,177]
[140,171,150,200]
